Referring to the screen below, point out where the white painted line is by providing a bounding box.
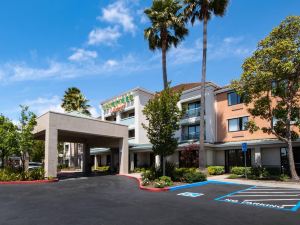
[241,192,300,194]
[232,194,300,197]
[248,189,300,191]
[282,205,296,207]
[244,199,300,202]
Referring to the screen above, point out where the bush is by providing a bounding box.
[207,166,225,175]
[141,170,156,181]
[159,176,173,186]
[28,168,44,180]
[95,166,110,172]
[182,172,207,183]
[278,174,290,182]
[154,180,167,188]
[141,178,150,186]
[0,168,45,181]
[57,164,68,170]
[230,167,251,176]
[227,174,239,179]
[133,167,148,173]
[173,167,197,181]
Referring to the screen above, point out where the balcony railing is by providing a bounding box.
[181,132,200,141]
[183,107,200,119]
[119,116,135,126]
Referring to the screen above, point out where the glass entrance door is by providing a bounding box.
[225,149,251,173]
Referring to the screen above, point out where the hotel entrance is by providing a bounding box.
[225,149,251,173]
[281,147,300,176]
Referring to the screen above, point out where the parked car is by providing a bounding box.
[28,162,43,170]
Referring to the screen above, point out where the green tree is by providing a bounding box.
[61,87,91,116]
[0,115,19,168]
[142,85,185,175]
[232,16,300,181]
[144,0,188,89]
[19,105,37,171]
[183,0,229,169]
[30,140,45,163]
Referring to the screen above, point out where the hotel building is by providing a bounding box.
[86,82,299,175]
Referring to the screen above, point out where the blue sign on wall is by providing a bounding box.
[242,143,248,152]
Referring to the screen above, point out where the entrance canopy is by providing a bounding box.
[33,111,129,177]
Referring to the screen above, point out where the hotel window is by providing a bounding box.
[188,101,200,110]
[188,125,200,139]
[227,92,243,106]
[228,116,248,132]
[129,129,135,138]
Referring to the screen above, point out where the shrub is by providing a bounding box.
[230,167,251,176]
[141,178,150,186]
[182,172,207,183]
[0,168,45,181]
[173,167,197,181]
[159,176,173,186]
[154,180,167,188]
[28,168,45,180]
[207,166,225,175]
[133,167,148,173]
[227,174,239,179]
[95,166,110,172]
[141,170,156,181]
[58,164,69,170]
[278,174,290,182]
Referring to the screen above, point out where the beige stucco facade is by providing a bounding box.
[34,111,129,178]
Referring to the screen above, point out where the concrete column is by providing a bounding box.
[254,146,262,166]
[94,155,98,170]
[119,138,129,174]
[116,112,121,123]
[82,143,91,175]
[130,151,134,172]
[155,155,160,168]
[44,128,58,178]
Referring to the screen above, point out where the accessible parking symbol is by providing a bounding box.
[177,192,204,198]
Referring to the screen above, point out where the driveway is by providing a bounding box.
[0,175,299,225]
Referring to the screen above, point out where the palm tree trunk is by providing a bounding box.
[162,30,168,89]
[161,29,168,176]
[199,15,208,170]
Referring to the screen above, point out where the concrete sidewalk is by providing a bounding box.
[208,174,300,189]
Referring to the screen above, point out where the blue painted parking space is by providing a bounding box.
[215,186,300,212]
[177,192,204,198]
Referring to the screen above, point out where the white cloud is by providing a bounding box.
[23,96,64,116]
[88,26,121,46]
[99,1,136,33]
[104,59,118,68]
[68,48,98,62]
[0,53,154,83]
[169,36,253,65]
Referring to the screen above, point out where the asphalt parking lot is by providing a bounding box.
[0,175,299,225]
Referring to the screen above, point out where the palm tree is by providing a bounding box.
[184,0,229,170]
[61,87,91,168]
[61,87,91,116]
[144,0,188,89]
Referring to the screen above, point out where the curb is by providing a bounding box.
[0,179,59,185]
[119,174,169,192]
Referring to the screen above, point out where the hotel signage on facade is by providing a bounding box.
[103,93,134,113]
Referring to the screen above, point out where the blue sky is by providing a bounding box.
[0,0,299,121]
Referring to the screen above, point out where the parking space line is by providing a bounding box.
[232,195,300,197]
[215,186,300,212]
[239,192,300,193]
[244,199,300,201]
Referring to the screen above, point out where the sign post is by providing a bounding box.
[242,143,248,179]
